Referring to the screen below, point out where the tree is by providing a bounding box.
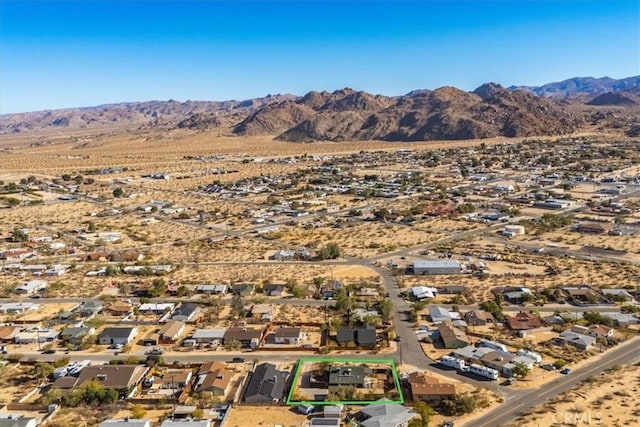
[131,404,147,419]
[11,228,28,242]
[413,401,435,426]
[112,187,124,198]
[312,276,325,296]
[582,311,614,327]
[335,289,355,315]
[553,359,567,369]
[479,300,504,322]
[231,294,246,318]
[62,174,71,181]
[192,408,204,419]
[442,393,479,416]
[32,362,54,381]
[512,362,531,379]
[150,278,167,297]
[377,299,393,323]
[316,242,341,260]
[291,286,305,298]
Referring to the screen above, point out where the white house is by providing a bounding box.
[15,280,47,295]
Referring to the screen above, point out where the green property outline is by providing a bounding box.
[286,357,404,405]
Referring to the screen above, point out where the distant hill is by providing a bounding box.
[509,76,640,99]
[2,75,640,141]
[236,84,580,142]
[0,95,296,134]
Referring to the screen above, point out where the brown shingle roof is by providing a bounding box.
[408,372,456,399]
[75,365,148,390]
[158,320,185,339]
[506,311,542,330]
[197,361,232,393]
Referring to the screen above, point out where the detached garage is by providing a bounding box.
[410,260,461,275]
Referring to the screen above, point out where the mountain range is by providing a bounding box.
[1,75,639,141]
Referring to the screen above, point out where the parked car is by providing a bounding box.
[110,343,123,350]
[146,348,164,355]
[541,364,556,371]
[229,357,245,363]
[42,349,56,354]
[506,377,517,385]
[560,368,572,375]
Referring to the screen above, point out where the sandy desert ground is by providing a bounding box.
[507,363,640,427]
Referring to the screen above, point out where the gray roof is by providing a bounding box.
[412,260,460,269]
[358,399,416,427]
[244,363,289,403]
[430,306,451,319]
[559,331,596,347]
[336,327,377,346]
[99,327,136,339]
[329,366,372,386]
[173,303,198,318]
[452,345,494,361]
[192,329,226,340]
[99,420,151,427]
[161,422,211,427]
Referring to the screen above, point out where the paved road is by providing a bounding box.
[463,336,640,427]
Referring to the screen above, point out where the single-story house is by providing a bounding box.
[195,361,233,396]
[160,421,211,427]
[606,312,639,326]
[231,284,254,296]
[191,328,226,345]
[224,327,264,349]
[0,325,22,342]
[328,366,373,391]
[159,369,192,390]
[274,327,302,344]
[78,300,103,317]
[60,327,96,345]
[57,364,149,396]
[506,312,542,331]
[0,302,39,315]
[409,286,437,300]
[588,324,614,338]
[14,328,60,344]
[171,303,201,323]
[408,372,456,402]
[452,345,494,363]
[430,306,455,323]
[14,280,47,295]
[410,260,461,275]
[98,327,138,346]
[557,331,596,350]
[104,301,134,316]
[195,284,227,295]
[243,363,289,404]
[262,284,285,297]
[438,322,470,349]
[138,303,175,314]
[464,310,495,326]
[353,398,417,427]
[248,304,274,321]
[336,327,377,348]
[100,420,151,427]
[158,320,186,344]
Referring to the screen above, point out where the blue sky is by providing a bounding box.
[1,0,638,113]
